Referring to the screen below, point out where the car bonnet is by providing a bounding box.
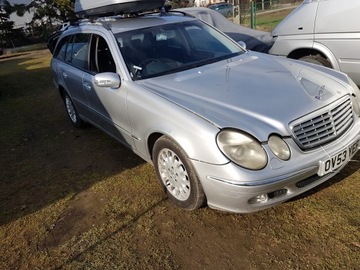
[139,52,350,141]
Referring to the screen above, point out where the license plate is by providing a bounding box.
[318,139,360,176]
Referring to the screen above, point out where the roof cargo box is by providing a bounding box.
[75,0,166,17]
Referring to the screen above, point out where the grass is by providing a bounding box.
[255,8,296,32]
[235,6,297,32]
[0,24,360,270]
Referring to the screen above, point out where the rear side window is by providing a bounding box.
[54,33,91,70]
[67,34,91,70]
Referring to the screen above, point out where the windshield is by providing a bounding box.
[115,20,244,80]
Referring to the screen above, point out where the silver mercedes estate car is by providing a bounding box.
[48,10,360,213]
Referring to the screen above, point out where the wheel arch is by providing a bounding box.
[312,42,340,70]
[152,134,207,210]
[58,84,67,100]
[287,45,340,70]
[147,132,164,161]
[145,121,226,165]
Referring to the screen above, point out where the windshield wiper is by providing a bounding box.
[136,52,242,80]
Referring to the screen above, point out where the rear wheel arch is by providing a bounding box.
[58,84,67,99]
[57,85,85,128]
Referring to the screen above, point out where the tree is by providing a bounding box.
[1,0,76,47]
[24,0,75,41]
[0,1,15,47]
[168,0,191,9]
[28,0,75,22]
[10,0,75,42]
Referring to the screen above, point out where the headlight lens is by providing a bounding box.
[217,130,268,170]
[268,135,291,161]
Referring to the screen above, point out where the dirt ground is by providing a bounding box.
[0,50,359,270]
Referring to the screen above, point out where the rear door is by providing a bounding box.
[53,33,91,116]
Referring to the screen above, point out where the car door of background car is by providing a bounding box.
[315,0,360,85]
[82,33,134,148]
[54,33,90,116]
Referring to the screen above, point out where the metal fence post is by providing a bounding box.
[236,3,241,25]
[250,1,256,29]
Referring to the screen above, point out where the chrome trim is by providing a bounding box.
[290,96,354,150]
[315,85,325,100]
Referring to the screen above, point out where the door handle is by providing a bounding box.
[83,82,92,91]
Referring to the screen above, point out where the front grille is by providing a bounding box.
[290,96,354,150]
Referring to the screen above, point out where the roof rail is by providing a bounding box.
[131,7,194,18]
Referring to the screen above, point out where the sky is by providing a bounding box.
[7,0,32,26]
[8,0,31,4]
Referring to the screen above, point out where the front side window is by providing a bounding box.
[89,35,116,74]
[116,20,244,80]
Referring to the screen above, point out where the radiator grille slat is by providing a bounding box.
[291,97,354,150]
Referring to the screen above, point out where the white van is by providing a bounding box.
[269,0,360,85]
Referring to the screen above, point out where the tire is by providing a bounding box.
[63,93,85,128]
[299,55,332,68]
[153,136,206,210]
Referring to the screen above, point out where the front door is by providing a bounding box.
[83,34,134,148]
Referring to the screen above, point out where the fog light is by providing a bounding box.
[249,194,268,204]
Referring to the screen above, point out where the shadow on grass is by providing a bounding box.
[0,51,145,226]
[0,52,31,62]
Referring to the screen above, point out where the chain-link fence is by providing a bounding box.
[228,0,301,29]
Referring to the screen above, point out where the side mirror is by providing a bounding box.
[94,72,121,89]
[237,41,247,50]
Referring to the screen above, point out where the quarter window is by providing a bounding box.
[54,35,71,61]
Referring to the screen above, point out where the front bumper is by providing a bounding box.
[192,122,360,213]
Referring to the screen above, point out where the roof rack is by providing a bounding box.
[60,6,192,28]
[74,0,167,18]
[47,6,195,53]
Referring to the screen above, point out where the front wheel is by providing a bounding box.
[153,136,206,210]
[63,93,85,128]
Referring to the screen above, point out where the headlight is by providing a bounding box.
[348,77,360,117]
[268,135,291,161]
[217,130,268,170]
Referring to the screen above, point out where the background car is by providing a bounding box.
[177,7,273,53]
[208,3,235,17]
[269,0,360,86]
